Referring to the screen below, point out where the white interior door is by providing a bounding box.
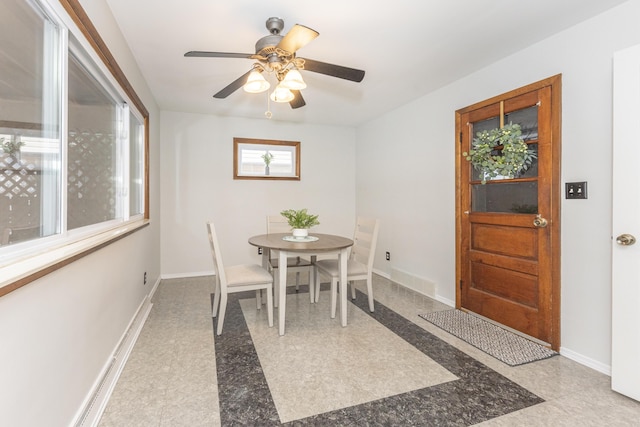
[612,43,640,402]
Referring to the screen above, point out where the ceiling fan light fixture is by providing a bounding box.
[280,69,307,90]
[189,17,366,107]
[243,69,270,93]
[270,84,295,102]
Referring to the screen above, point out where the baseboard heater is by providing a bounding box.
[390,267,436,297]
[73,296,153,427]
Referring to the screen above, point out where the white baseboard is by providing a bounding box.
[72,296,153,427]
[373,268,391,280]
[434,294,455,307]
[559,346,611,376]
[148,275,162,297]
[161,270,214,280]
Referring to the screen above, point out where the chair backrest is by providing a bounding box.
[267,215,291,234]
[351,217,380,271]
[206,221,227,286]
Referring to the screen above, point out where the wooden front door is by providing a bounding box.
[455,75,561,350]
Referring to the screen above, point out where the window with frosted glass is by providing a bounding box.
[0,0,61,246]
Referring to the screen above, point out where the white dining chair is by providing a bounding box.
[314,217,380,317]
[207,221,273,335]
[266,215,314,305]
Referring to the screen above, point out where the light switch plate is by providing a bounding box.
[565,181,588,199]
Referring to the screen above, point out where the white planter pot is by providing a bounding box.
[292,228,308,238]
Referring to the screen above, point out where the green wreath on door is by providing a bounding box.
[463,123,537,184]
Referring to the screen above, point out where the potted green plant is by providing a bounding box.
[0,136,24,158]
[280,208,320,238]
[262,151,274,175]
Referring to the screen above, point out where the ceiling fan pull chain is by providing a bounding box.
[265,89,272,119]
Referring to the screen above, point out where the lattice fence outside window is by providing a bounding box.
[67,130,117,230]
[0,153,41,245]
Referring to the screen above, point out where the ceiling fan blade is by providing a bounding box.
[300,58,365,82]
[185,51,253,59]
[289,90,306,109]
[277,24,319,54]
[213,70,252,99]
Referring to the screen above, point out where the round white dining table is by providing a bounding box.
[248,233,353,335]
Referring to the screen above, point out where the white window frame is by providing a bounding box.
[0,0,149,297]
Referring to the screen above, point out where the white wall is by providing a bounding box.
[0,0,161,425]
[356,0,640,370]
[160,112,356,276]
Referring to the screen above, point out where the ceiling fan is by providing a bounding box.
[184,17,365,109]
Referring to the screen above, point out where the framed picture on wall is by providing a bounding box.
[233,137,300,180]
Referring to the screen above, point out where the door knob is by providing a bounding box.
[533,214,548,228]
[616,234,636,246]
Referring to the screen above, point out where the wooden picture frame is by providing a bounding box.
[233,137,300,180]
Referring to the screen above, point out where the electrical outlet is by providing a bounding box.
[143,271,147,285]
[385,251,390,261]
[258,247,263,255]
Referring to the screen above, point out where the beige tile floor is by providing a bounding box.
[98,275,640,426]
[241,295,457,423]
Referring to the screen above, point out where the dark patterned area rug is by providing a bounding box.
[419,309,558,366]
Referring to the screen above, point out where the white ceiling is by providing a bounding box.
[105,0,627,127]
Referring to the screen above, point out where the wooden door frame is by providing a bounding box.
[455,75,562,350]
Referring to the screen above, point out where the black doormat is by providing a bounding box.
[419,309,558,366]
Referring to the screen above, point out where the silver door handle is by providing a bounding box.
[616,234,636,246]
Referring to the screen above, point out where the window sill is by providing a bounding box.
[0,219,150,298]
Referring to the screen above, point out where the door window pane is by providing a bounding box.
[469,106,539,183]
[506,106,538,141]
[472,181,538,213]
[473,116,500,135]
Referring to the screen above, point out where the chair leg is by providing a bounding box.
[273,269,280,308]
[366,276,375,312]
[216,292,228,335]
[212,280,221,318]
[266,284,274,327]
[255,290,261,309]
[315,270,322,303]
[309,267,315,304]
[330,278,338,318]
[350,281,357,300]
[295,271,300,291]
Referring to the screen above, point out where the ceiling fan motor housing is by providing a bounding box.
[265,17,285,34]
[255,18,286,70]
[255,34,282,55]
